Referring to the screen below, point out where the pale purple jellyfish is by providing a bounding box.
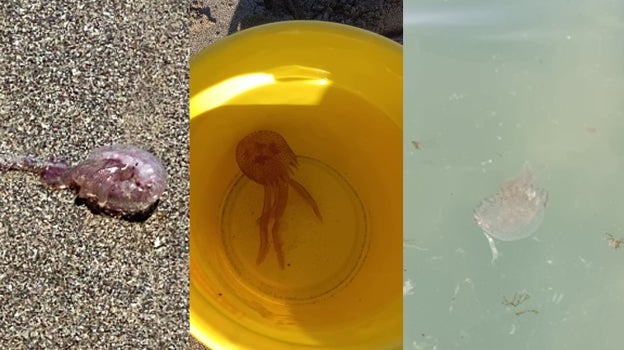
[0,144,166,221]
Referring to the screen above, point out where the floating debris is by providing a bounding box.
[502,292,530,308]
[403,279,415,296]
[403,239,429,251]
[448,278,479,314]
[606,233,623,250]
[502,291,539,316]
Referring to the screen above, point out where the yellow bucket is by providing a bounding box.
[190,21,402,350]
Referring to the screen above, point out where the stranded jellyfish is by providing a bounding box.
[236,130,322,269]
[0,144,166,221]
[473,165,548,262]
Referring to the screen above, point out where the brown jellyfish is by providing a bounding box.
[236,130,322,269]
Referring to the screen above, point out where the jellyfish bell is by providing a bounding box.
[473,165,548,262]
[474,183,548,242]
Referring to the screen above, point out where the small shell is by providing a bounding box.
[68,144,167,218]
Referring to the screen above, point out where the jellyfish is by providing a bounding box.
[473,165,548,263]
[0,144,166,221]
[236,130,322,269]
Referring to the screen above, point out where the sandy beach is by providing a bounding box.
[1,2,188,348]
[191,0,402,55]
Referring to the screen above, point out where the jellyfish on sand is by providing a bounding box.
[473,165,548,263]
[236,130,322,269]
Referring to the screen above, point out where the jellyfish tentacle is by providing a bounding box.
[256,185,274,266]
[288,178,322,221]
[41,162,72,189]
[272,181,289,269]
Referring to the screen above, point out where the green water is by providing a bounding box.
[404,1,624,349]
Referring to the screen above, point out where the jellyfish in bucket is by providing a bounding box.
[236,130,322,269]
[473,165,548,263]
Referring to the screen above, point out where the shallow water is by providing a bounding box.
[404,1,624,349]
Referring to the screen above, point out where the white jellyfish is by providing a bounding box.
[473,165,548,263]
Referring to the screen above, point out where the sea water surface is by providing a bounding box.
[404,1,624,349]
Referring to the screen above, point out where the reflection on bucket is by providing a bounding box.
[221,156,369,303]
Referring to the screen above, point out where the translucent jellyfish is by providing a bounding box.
[473,165,548,262]
[236,130,322,269]
[0,144,166,221]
